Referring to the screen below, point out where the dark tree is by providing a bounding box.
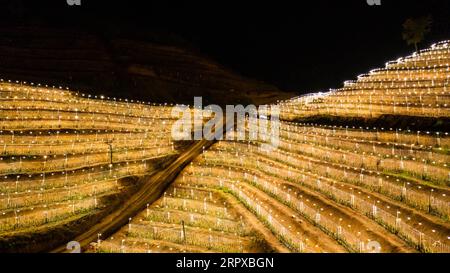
[402,15,433,52]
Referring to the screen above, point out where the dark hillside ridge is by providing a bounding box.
[0,27,294,105]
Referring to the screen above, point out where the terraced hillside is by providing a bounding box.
[278,40,450,128]
[95,41,450,253]
[0,41,449,253]
[0,81,199,252]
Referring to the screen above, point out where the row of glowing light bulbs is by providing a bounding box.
[279,128,446,154]
[0,95,175,112]
[280,136,447,167]
[289,89,450,98]
[2,96,176,114]
[280,122,448,136]
[280,84,450,105]
[0,90,176,113]
[369,66,449,73]
[400,44,449,60]
[280,101,450,109]
[0,106,174,121]
[217,141,449,200]
[279,42,450,105]
[353,75,449,82]
[0,79,194,108]
[284,100,450,107]
[227,127,447,167]
[279,128,447,158]
[237,119,449,144]
[0,86,173,108]
[319,90,449,95]
[0,142,172,162]
[200,148,450,240]
[0,161,149,195]
[187,161,448,245]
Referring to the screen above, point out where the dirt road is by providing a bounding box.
[52,117,232,252]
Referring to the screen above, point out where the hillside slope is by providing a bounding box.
[277,41,450,131]
[0,27,293,105]
[95,41,450,254]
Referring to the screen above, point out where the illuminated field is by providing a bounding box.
[0,82,196,250]
[1,41,449,253]
[96,41,449,253]
[278,41,450,120]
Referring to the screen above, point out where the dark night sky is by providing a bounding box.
[1,0,449,94]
